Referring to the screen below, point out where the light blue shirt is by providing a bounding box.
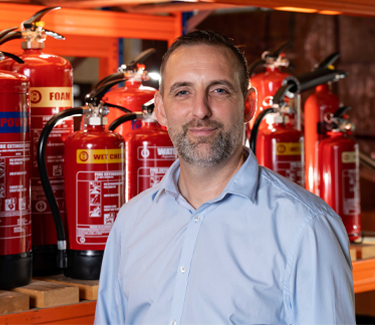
[95,148,355,325]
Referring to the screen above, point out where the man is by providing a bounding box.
[95,31,355,324]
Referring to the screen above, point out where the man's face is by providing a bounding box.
[155,44,252,167]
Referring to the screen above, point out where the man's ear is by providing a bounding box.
[154,91,167,127]
[244,87,257,123]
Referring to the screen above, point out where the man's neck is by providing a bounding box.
[177,147,247,210]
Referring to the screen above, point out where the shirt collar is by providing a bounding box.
[152,146,260,203]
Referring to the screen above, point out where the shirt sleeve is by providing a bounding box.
[94,215,127,325]
[287,213,356,324]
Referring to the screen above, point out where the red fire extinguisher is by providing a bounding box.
[0,45,31,289]
[0,7,73,275]
[104,48,157,136]
[108,99,176,201]
[304,53,347,193]
[38,74,130,279]
[250,66,347,187]
[247,42,299,137]
[317,106,361,241]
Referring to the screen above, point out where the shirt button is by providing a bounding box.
[194,215,200,222]
[171,321,177,325]
[180,266,186,273]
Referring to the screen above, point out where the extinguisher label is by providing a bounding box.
[30,87,73,108]
[76,170,124,245]
[76,149,124,164]
[342,151,357,164]
[137,146,176,161]
[275,143,302,155]
[0,141,31,255]
[342,169,361,215]
[0,112,29,133]
[137,167,170,193]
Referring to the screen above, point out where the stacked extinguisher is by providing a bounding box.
[38,74,129,279]
[316,106,361,241]
[108,99,175,201]
[248,43,304,187]
[0,7,73,275]
[0,30,31,289]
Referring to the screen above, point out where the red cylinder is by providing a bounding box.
[0,48,74,275]
[64,124,125,279]
[124,120,175,201]
[0,70,31,289]
[104,80,156,136]
[256,118,304,187]
[304,84,340,193]
[317,131,361,241]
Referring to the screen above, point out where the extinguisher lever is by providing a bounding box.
[104,102,132,114]
[91,73,127,93]
[44,29,65,40]
[268,41,291,59]
[127,48,156,69]
[0,30,22,45]
[0,51,24,64]
[22,6,61,30]
[317,52,340,70]
[248,59,266,77]
[38,107,88,269]
[87,78,128,106]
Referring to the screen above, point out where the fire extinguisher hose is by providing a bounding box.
[250,107,275,155]
[37,107,89,269]
[107,113,139,131]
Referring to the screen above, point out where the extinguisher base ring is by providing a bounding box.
[32,244,61,276]
[0,252,32,289]
[64,249,104,280]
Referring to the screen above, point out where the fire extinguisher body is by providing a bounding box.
[105,81,156,135]
[1,49,73,275]
[125,121,175,201]
[257,122,305,187]
[250,67,290,129]
[317,132,361,241]
[0,71,32,289]
[304,84,340,193]
[64,125,125,279]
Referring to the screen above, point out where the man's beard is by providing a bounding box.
[167,117,244,168]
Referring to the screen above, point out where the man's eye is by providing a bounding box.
[213,88,228,94]
[176,90,189,96]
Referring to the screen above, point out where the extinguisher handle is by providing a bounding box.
[317,52,340,70]
[248,59,266,77]
[38,107,88,269]
[0,51,24,64]
[0,30,22,45]
[22,6,61,30]
[91,73,126,92]
[250,107,276,155]
[127,48,156,68]
[0,26,18,39]
[87,78,128,106]
[107,113,139,131]
[268,41,291,59]
[333,105,351,118]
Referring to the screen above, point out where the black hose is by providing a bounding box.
[250,108,275,155]
[37,107,88,269]
[107,113,138,131]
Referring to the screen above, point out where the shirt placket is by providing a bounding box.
[168,207,207,325]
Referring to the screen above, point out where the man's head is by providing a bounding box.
[154,31,255,168]
[159,30,249,99]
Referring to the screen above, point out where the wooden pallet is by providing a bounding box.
[350,237,375,261]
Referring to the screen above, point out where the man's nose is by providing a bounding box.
[192,92,212,119]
